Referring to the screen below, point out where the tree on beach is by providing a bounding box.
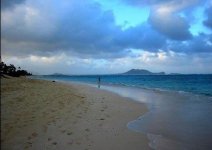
[0,62,32,77]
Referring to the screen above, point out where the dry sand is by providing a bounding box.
[1,76,150,150]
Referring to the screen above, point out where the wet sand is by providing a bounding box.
[102,83,212,150]
[1,77,150,150]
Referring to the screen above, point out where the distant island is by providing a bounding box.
[49,69,185,76]
[122,69,165,75]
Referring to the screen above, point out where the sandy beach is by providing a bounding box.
[1,76,150,150]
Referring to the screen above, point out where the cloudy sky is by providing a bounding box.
[1,0,212,74]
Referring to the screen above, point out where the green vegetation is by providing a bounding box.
[0,62,32,77]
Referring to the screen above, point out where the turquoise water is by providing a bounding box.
[32,74,212,96]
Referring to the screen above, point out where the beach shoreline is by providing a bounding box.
[38,76,212,150]
[1,76,150,150]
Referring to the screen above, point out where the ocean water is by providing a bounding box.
[32,74,212,149]
[32,74,212,96]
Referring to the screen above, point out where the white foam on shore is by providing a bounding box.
[147,133,189,150]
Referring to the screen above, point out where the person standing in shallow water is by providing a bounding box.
[98,76,101,88]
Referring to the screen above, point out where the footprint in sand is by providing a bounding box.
[27,142,32,145]
[85,128,90,132]
[77,115,82,118]
[31,132,38,138]
[67,132,73,135]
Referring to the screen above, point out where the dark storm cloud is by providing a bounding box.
[168,33,212,53]
[1,0,122,57]
[1,0,167,58]
[114,24,167,50]
[1,0,26,9]
[203,6,212,29]
[148,12,192,41]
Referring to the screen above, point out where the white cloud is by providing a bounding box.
[2,50,212,74]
